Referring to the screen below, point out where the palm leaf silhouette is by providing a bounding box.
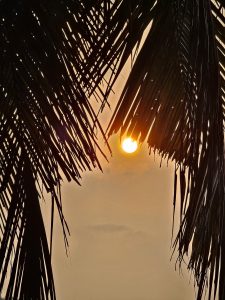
[0,1,108,299]
[1,1,225,300]
[86,1,225,299]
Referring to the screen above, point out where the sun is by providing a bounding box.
[121,137,138,153]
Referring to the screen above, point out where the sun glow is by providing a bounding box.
[121,137,138,154]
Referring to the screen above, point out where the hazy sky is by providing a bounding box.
[45,57,199,299]
[51,134,196,300]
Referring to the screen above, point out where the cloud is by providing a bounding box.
[87,223,131,233]
[85,224,146,238]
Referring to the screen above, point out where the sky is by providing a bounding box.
[47,56,198,299]
[50,135,196,300]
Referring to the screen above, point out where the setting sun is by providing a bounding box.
[121,137,138,153]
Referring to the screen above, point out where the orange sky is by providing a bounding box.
[48,60,197,300]
[50,133,196,299]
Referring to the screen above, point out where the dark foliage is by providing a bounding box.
[0,153,55,299]
[0,1,108,299]
[86,1,225,299]
[1,1,225,300]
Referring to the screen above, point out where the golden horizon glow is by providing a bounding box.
[121,137,138,153]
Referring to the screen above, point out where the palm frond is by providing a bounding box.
[86,0,158,100]
[0,153,55,300]
[0,1,109,298]
[86,1,225,299]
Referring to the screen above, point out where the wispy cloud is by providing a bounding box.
[87,223,131,233]
[85,224,146,238]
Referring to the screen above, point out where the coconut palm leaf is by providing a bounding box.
[86,1,225,299]
[1,1,225,299]
[0,153,55,300]
[0,1,109,299]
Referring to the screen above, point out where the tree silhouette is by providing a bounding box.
[0,1,108,299]
[0,1,225,300]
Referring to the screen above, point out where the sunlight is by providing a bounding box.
[121,137,138,153]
